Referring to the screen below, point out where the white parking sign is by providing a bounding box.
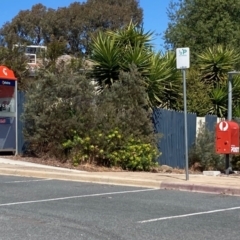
[176,48,190,69]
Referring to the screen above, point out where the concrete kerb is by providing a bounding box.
[0,168,161,189]
[160,182,240,196]
[4,167,240,196]
[1,160,240,195]
[0,158,87,173]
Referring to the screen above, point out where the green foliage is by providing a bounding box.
[90,22,153,87]
[0,46,29,90]
[189,121,225,171]
[0,1,143,56]
[45,35,67,63]
[63,129,159,171]
[22,71,97,157]
[147,51,181,108]
[165,0,240,62]
[90,22,181,108]
[108,20,153,50]
[231,155,240,171]
[193,45,240,117]
[166,1,240,126]
[23,67,158,170]
[174,68,211,116]
[208,85,228,117]
[90,32,121,86]
[198,45,240,85]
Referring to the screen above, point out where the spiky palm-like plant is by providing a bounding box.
[146,51,181,108]
[208,85,228,117]
[107,21,153,50]
[90,32,121,87]
[198,45,240,85]
[90,21,181,108]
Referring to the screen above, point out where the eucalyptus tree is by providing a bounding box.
[0,0,143,56]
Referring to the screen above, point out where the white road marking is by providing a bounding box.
[0,188,156,207]
[138,206,240,223]
[5,179,52,183]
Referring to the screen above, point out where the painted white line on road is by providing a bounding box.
[138,206,240,223]
[0,188,156,207]
[5,179,52,183]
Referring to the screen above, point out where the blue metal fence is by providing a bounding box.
[17,91,26,154]
[205,115,217,132]
[153,108,197,168]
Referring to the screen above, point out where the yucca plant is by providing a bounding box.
[208,85,228,117]
[146,51,181,108]
[89,22,181,108]
[90,32,121,87]
[197,45,240,85]
[90,22,154,87]
[207,76,240,118]
[120,43,153,77]
[107,20,153,50]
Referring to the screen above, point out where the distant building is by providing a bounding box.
[13,45,47,76]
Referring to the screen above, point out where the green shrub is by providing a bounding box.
[189,121,225,171]
[63,128,159,171]
[231,155,240,171]
[22,70,97,158]
[23,67,159,170]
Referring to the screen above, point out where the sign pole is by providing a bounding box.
[182,68,189,180]
[225,73,233,174]
[176,47,190,181]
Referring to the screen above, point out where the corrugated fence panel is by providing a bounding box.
[17,91,26,154]
[153,108,196,168]
[205,115,217,132]
[188,112,197,153]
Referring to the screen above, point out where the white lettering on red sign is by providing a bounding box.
[219,121,228,131]
[231,146,239,153]
[2,68,8,76]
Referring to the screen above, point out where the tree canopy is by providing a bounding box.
[0,0,143,56]
[164,0,240,60]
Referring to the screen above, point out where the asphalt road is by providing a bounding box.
[0,175,239,240]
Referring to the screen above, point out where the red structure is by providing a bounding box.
[215,121,239,154]
[0,66,18,152]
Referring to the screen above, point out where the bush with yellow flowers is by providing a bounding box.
[63,128,159,171]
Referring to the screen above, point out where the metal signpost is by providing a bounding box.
[176,48,190,181]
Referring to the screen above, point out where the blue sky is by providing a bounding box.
[0,0,171,52]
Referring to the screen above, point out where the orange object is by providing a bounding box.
[0,66,17,105]
[0,66,17,80]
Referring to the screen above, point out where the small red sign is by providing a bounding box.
[0,118,6,124]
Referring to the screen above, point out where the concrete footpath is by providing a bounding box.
[0,158,240,196]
